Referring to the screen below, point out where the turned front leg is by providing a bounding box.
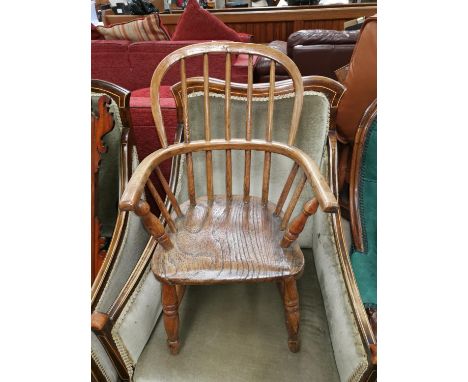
[162,283,180,355]
[282,277,300,353]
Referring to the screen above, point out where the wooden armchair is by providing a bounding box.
[119,42,339,355]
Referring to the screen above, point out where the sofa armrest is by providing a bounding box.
[287,29,359,56]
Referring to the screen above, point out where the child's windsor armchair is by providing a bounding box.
[119,42,339,355]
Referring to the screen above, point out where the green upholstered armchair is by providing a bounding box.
[90,73,376,381]
[91,80,152,381]
[91,79,184,382]
[91,79,149,307]
[349,100,377,342]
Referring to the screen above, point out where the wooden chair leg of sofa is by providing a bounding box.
[162,282,181,355]
[282,277,300,353]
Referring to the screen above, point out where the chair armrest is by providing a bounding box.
[119,140,339,214]
[287,29,359,56]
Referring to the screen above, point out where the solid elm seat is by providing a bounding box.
[152,195,304,284]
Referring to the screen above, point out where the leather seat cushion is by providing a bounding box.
[133,249,340,382]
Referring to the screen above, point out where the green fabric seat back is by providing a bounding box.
[177,90,331,248]
[350,117,377,308]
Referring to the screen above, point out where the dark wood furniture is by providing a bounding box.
[350,99,376,253]
[92,95,114,284]
[102,4,377,43]
[91,80,132,381]
[91,80,133,301]
[119,42,339,355]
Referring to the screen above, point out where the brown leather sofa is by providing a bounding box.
[255,29,359,82]
[335,15,377,214]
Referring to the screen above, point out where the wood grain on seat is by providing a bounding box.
[152,195,304,284]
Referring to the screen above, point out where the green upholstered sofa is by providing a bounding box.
[91,76,376,382]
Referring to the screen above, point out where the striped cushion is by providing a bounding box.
[97,14,170,42]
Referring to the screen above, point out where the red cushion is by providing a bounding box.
[130,86,175,109]
[171,0,241,42]
[130,86,177,163]
[91,23,104,40]
[97,13,170,42]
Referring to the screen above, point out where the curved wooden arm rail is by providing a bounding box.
[119,140,337,213]
[120,42,339,355]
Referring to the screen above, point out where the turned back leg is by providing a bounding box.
[162,282,180,355]
[281,277,300,353]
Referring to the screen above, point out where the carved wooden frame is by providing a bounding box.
[91,80,136,382]
[349,99,377,253]
[92,95,115,285]
[91,79,133,309]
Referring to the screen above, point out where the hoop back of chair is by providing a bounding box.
[150,42,304,148]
